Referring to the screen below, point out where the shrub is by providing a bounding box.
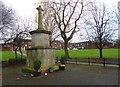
[8,59,17,65]
[2,61,8,67]
[16,58,26,64]
[8,58,26,65]
[33,60,41,71]
[21,58,26,64]
[60,55,66,64]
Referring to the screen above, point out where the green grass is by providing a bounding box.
[0,48,119,61]
[55,49,119,58]
[0,51,26,61]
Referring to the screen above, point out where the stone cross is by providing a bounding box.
[36,5,44,30]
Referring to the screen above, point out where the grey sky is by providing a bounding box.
[1,0,119,42]
[1,0,119,18]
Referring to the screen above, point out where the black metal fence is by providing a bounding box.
[55,57,120,67]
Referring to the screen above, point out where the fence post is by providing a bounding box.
[88,57,90,66]
[103,58,105,67]
[76,58,77,64]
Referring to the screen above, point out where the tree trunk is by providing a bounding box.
[99,48,103,58]
[99,37,103,58]
[19,48,23,61]
[64,41,70,60]
[15,48,18,61]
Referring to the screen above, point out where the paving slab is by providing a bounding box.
[2,64,119,85]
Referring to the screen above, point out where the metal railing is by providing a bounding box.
[55,57,120,67]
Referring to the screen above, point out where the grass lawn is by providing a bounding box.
[0,51,26,61]
[55,48,119,58]
[0,48,119,61]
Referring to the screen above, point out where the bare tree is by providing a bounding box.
[114,1,120,48]
[44,0,84,60]
[13,32,28,61]
[3,18,32,60]
[13,30,24,61]
[0,1,16,43]
[12,23,31,60]
[85,2,117,58]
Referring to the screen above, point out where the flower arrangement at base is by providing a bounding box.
[59,64,65,70]
[22,59,42,77]
[44,72,50,75]
[48,67,54,73]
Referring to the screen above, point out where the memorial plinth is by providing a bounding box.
[26,5,55,69]
[30,30,51,48]
[27,48,55,67]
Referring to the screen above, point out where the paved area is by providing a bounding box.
[2,64,119,85]
[0,67,2,86]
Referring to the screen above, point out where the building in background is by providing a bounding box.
[51,40,63,50]
[1,39,31,51]
[1,39,118,51]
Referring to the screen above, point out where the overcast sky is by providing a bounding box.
[1,0,120,42]
[1,0,119,18]
[1,0,39,19]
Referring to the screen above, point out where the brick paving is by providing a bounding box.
[2,64,119,85]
